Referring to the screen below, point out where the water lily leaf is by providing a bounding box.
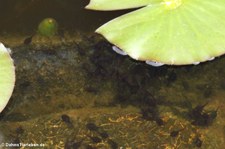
[86,0,225,65]
[85,0,159,10]
[0,43,15,113]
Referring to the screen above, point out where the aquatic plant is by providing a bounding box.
[86,0,225,66]
[0,43,15,113]
[38,18,58,37]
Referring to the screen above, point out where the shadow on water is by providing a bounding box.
[87,39,221,126]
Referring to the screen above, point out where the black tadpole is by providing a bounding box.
[190,104,219,126]
[86,122,99,131]
[170,128,184,137]
[170,130,180,137]
[208,106,219,119]
[190,102,208,119]
[107,139,118,149]
[61,114,74,128]
[64,139,83,149]
[89,136,102,143]
[61,114,71,123]
[23,36,33,45]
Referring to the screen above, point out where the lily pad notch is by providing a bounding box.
[86,0,225,65]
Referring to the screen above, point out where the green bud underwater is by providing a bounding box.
[38,18,58,37]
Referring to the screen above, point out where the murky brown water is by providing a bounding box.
[0,0,132,34]
[0,1,225,148]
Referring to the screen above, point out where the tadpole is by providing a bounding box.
[23,36,33,45]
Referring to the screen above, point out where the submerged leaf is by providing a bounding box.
[86,0,225,65]
[0,43,15,112]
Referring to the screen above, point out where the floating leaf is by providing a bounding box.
[0,43,15,113]
[85,0,159,10]
[86,0,225,65]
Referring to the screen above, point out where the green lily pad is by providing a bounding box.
[0,43,15,113]
[85,0,159,10]
[86,0,225,65]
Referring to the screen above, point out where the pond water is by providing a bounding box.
[0,0,132,34]
[0,0,225,148]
